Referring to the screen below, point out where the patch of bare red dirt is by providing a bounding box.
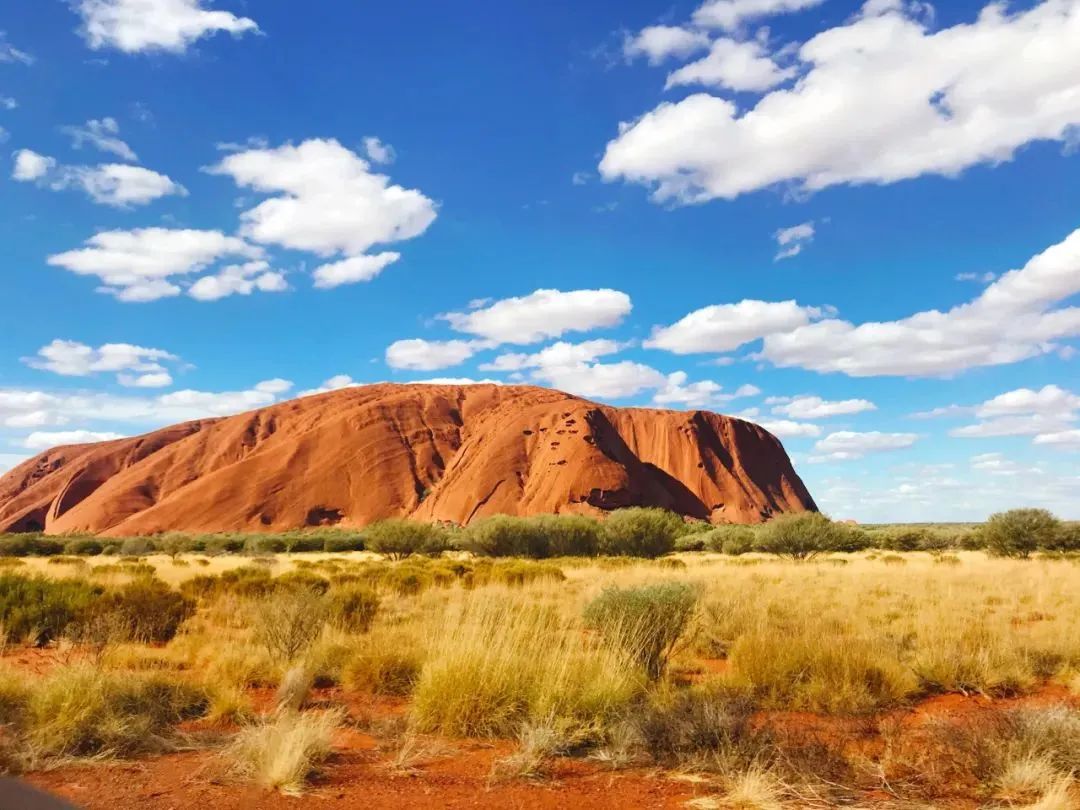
[0,383,816,536]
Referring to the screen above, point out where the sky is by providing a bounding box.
[1,0,1079,523]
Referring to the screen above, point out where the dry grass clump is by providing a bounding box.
[0,664,208,764]
[411,596,643,738]
[224,709,341,795]
[342,628,424,696]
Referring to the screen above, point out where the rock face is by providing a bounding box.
[0,384,816,536]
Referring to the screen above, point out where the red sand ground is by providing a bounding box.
[0,383,816,536]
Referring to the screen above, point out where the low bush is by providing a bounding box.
[254,588,328,664]
[0,535,64,558]
[89,578,194,643]
[527,514,601,556]
[328,585,380,633]
[0,575,101,645]
[225,709,342,795]
[600,508,686,558]
[702,525,756,555]
[363,519,451,559]
[755,513,867,560]
[62,538,104,556]
[582,582,699,681]
[633,684,761,766]
[460,515,549,558]
[343,631,424,696]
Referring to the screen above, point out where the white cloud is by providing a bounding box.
[666,38,796,92]
[602,1,1080,203]
[23,430,126,450]
[955,271,996,283]
[25,339,178,387]
[385,338,484,371]
[970,452,1043,475]
[61,117,137,161]
[117,372,173,388]
[774,221,814,261]
[441,288,632,345]
[47,228,262,302]
[645,299,822,354]
[362,136,396,165]
[0,32,33,65]
[75,0,259,53]
[408,377,504,386]
[297,375,360,397]
[692,0,825,30]
[12,149,55,181]
[311,252,400,289]
[479,339,624,372]
[950,384,1079,438]
[759,227,1080,376]
[535,360,667,400]
[623,26,710,65]
[653,372,761,409]
[809,430,919,462]
[1034,429,1080,449]
[0,97,15,110]
[758,419,822,438]
[188,260,287,301]
[571,171,592,185]
[771,395,876,419]
[207,139,436,280]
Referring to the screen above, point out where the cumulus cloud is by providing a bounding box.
[645,300,822,354]
[24,339,178,387]
[653,372,760,409]
[534,360,668,400]
[666,37,795,92]
[771,395,876,419]
[758,227,1080,376]
[1033,429,1080,449]
[385,338,486,371]
[809,430,919,462]
[441,289,632,345]
[692,0,825,30]
[602,0,1080,203]
[188,260,287,301]
[207,139,435,289]
[74,0,259,53]
[61,117,136,161]
[297,375,360,397]
[14,157,187,207]
[950,384,1079,438]
[773,221,814,261]
[47,228,262,302]
[11,149,55,181]
[23,430,125,450]
[623,25,710,64]
[758,419,822,438]
[479,339,625,372]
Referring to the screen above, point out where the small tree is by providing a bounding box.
[363,519,450,560]
[460,515,549,558]
[583,582,699,680]
[600,508,685,559]
[754,512,860,561]
[982,508,1061,558]
[254,588,328,663]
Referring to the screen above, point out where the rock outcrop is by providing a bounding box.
[0,383,816,536]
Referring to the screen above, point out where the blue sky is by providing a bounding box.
[1,0,1079,522]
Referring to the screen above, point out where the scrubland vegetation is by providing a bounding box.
[0,506,1078,807]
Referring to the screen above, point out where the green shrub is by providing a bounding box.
[254,588,328,663]
[702,525,756,555]
[91,579,194,643]
[0,575,101,645]
[63,538,104,556]
[461,515,548,557]
[0,535,64,558]
[328,585,379,633]
[322,535,364,553]
[363,519,450,559]
[879,528,928,552]
[245,536,286,554]
[275,570,330,595]
[983,509,1061,558]
[755,513,864,560]
[600,508,685,558]
[119,537,156,556]
[583,582,699,680]
[526,514,601,556]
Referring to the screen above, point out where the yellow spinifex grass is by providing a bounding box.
[410,593,645,738]
[225,709,342,795]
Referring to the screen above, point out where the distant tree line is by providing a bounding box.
[0,507,1076,561]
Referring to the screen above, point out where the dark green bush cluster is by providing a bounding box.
[459,514,602,557]
[755,513,870,560]
[361,519,452,559]
[87,579,194,643]
[583,582,699,680]
[0,574,101,645]
[981,509,1078,558]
